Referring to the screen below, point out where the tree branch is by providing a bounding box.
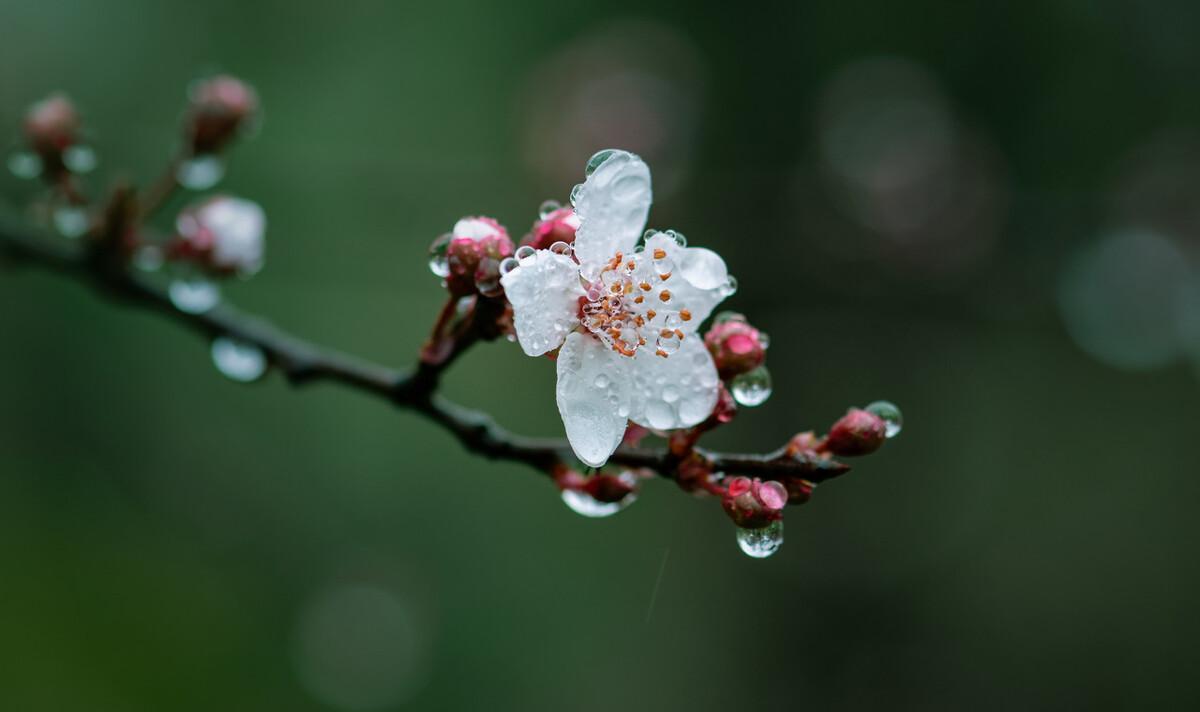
[0,217,850,490]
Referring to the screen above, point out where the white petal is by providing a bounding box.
[644,232,731,330]
[573,150,652,271]
[555,332,633,467]
[500,250,583,356]
[453,216,503,241]
[627,335,720,431]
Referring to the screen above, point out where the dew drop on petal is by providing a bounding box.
[515,245,537,264]
[720,274,739,297]
[865,400,903,438]
[498,256,519,275]
[539,199,562,219]
[53,206,89,238]
[169,278,221,314]
[714,311,745,325]
[427,233,452,277]
[211,336,268,382]
[736,520,784,558]
[645,400,676,429]
[8,151,42,179]
[593,373,611,389]
[665,229,687,247]
[176,154,226,190]
[549,241,572,256]
[561,489,636,518]
[584,149,617,176]
[569,183,584,207]
[731,365,772,406]
[63,145,97,174]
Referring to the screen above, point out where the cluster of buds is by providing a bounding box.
[185,75,259,157]
[20,94,84,179]
[428,217,515,297]
[721,477,788,528]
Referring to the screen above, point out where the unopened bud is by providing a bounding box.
[704,314,767,379]
[824,408,887,456]
[584,472,638,503]
[186,75,259,155]
[24,93,80,169]
[721,476,788,528]
[783,478,815,505]
[444,216,514,296]
[522,206,580,250]
[172,195,266,276]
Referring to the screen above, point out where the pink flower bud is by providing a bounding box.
[785,431,820,457]
[172,196,266,276]
[186,75,259,155]
[24,93,80,166]
[823,408,887,456]
[783,478,815,505]
[522,206,580,250]
[584,472,638,503]
[444,216,514,296]
[721,476,788,528]
[704,315,767,379]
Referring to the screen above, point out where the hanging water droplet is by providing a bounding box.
[498,256,519,276]
[427,233,452,277]
[475,257,503,297]
[169,277,221,314]
[730,365,772,407]
[63,145,97,174]
[569,183,584,207]
[211,336,267,382]
[133,245,165,272]
[539,199,562,219]
[561,488,635,518]
[8,151,42,179]
[515,245,537,264]
[176,154,225,190]
[865,400,903,438]
[736,520,784,558]
[721,274,739,297]
[549,241,572,256]
[758,332,771,350]
[53,206,89,238]
[585,149,617,176]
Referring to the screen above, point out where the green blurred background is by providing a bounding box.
[3,1,1199,709]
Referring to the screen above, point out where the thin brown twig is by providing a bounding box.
[0,217,851,489]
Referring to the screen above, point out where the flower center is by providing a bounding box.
[579,250,692,358]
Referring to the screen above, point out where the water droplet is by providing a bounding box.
[736,520,783,558]
[665,229,687,247]
[515,245,537,264]
[569,183,584,207]
[427,233,452,277]
[538,199,561,219]
[211,336,267,382]
[176,154,225,190]
[731,365,772,407]
[133,245,165,272]
[8,151,42,179]
[561,488,635,518]
[549,241,572,256]
[498,256,519,275]
[585,149,617,176]
[475,257,503,297]
[721,274,739,297]
[169,278,221,314]
[63,145,97,173]
[593,373,611,389]
[662,385,680,403]
[656,331,681,355]
[714,311,745,325]
[653,252,674,277]
[53,206,89,238]
[758,332,771,350]
[865,400,903,438]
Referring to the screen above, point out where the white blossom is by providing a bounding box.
[178,196,266,275]
[500,150,735,467]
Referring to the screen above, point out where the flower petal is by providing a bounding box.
[573,150,652,271]
[556,332,634,467]
[627,334,720,431]
[644,232,731,330]
[500,250,583,356]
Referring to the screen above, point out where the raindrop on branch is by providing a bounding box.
[176,154,225,190]
[211,336,268,382]
[169,277,221,314]
[730,365,772,406]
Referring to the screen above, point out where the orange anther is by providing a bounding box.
[659,290,671,302]
[653,248,667,259]
[679,309,692,321]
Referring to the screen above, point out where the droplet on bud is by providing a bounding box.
[52,206,89,238]
[62,145,97,173]
[169,277,221,314]
[8,151,43,179]
[211,336,267,382]
[176,154,225,190]
[538,199,562,219]
[561,488,635,518]
[584,149,617,176]
[549,240,572,256]
[736,520,784,558]
[427,233,452,277]
[730,365,772,407]
[865,400,903,438]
